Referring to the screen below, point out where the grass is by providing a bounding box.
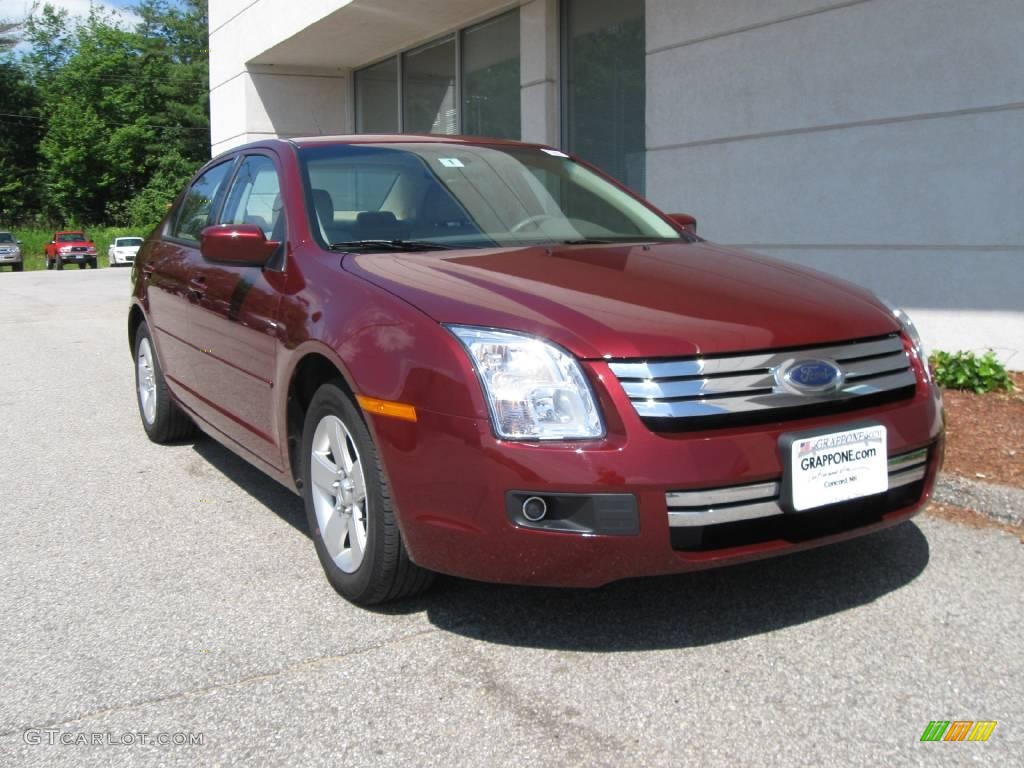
[0,226,148,271]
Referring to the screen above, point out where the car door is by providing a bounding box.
[186,152,286,468]
[146,158,236,400]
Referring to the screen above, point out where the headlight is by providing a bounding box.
[880,298,929,374]
[448,326,605,440]
[58,246,72,254]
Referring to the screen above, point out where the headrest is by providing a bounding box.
[311,189,334,226]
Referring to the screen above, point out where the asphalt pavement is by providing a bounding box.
[0,269,1020,767]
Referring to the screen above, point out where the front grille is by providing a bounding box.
[669,479,924,552]
[70,246,89,252]
[668,447,930,552]
[666,448,927,528]
[609,334,915,431]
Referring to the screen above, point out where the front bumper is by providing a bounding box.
[0,252,21,263]
[368,365,944,588]
[56,252,96,262]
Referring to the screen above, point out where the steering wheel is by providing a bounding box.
[510,214,557,233]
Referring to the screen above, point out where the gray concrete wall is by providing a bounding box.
[645,0,1024,368]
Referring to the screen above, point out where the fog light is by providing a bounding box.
[522,496,548,522]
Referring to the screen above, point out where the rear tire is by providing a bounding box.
[134,321,196,443]
[302,381,434,605]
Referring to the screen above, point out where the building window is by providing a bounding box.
[355,57,399,133]
[563,0,646,193]
[462,11,521,139]
[403,36,457,134]
[353,10,520,139]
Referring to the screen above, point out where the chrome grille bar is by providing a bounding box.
[609,334,915,422]
[666,448,929,527]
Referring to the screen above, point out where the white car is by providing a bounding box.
[108,236,143,266]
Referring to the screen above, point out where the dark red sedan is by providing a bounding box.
[129,136,943,604]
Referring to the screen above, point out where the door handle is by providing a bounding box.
[187,276,207,298]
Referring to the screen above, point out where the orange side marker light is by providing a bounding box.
[356,395,418,422]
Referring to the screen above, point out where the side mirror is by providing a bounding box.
[667,213,697,235]
[199,224,279,266]
[49,240,55,245]
[16,240,23,245]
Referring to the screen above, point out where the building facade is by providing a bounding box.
[209,0,1024,368]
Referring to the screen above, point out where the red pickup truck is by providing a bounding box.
[45,231,98,270]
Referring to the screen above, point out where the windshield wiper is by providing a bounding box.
[328,239,454,252]
[559,238,618,245]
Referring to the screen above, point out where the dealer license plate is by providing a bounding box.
[784,424,888,512]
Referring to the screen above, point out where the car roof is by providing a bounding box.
[289,134,541,149]
[219,135,549,157]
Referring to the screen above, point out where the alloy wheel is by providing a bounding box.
[310,414,369,573]
[136,338,158,425]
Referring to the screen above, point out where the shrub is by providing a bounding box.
[929,350,1014,394]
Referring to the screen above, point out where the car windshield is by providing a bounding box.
[299,143,686,251]
[117,238,143,247]
[58,233,87,242]
[0,233,13,243]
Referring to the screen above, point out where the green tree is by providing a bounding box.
[1,20,21,51]
[0,57,41,221]
[20,1,209,228]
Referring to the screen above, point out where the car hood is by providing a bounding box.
[343,241,901,359]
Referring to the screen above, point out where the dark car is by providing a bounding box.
[128,136,943,605]
[0,231,23,271]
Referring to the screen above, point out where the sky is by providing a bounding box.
[1,1,143,25]
[2,1,147,53]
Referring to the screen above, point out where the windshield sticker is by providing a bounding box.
[541,148,569,158]
[439,158,465,168]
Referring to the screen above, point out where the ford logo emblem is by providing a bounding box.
[778,359,843,394]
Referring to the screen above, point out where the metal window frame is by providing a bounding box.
[353,8,521,136]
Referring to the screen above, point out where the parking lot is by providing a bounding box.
[0,268,1020,766]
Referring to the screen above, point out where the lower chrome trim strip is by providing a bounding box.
[667,449,929,528]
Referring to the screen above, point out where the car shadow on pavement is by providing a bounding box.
[191,437,308,536]
[413,522,930,651]
[187,435,930,651]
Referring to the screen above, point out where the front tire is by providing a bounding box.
[13,263,22,272]
[56,257,63,271]
[134,321,196,443]
[302,382,433,605]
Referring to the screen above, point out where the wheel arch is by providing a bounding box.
[128,303,146,355]
[283,349,357,490]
